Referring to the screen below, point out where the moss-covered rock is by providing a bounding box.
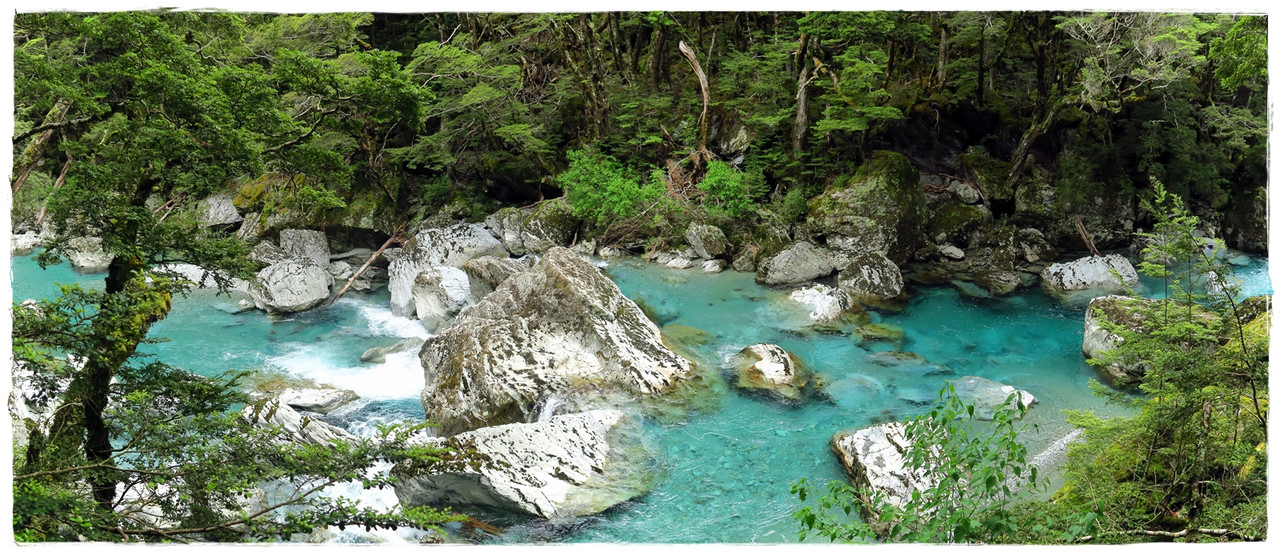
[808,151,927,264]
[731,344,813,402]
[927,200,990,247]
[960,153,1013,202]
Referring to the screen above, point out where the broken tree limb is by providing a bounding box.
[12,100,70,193]
[34,156,73,228]
[330,230,402,305]
[678,41,712,168]
[1075,215,1101,257]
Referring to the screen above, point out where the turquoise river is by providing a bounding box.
[8,248,1272,544]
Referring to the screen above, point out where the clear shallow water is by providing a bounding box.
[9,249,1272,544]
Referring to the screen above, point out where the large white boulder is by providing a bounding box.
[197,193,243,229]
[275,387,359,415]
[11,232,42,256]
[685,223,729,260]
[1041,253,1139,298]
[418,247,693,435]
[830,423,937,526]
[278,229,330,268]
[249,259,333,314]
[388,224,508,318]
[837,251,906,309]
[394,410,652,519]
[241,397,354,446]
[755,241,835,286]
[65,236,113,272]
[411,266,474,332]
[786,284,866,326]
[156,263,250,293]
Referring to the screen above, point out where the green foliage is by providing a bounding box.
[696,161,759,219]
[791,385,1086,543]
[557,148,664,229]
[1210,15,1267,92]
[1058,184,1268,542]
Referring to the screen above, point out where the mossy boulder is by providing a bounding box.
[854,324,906,350]
[487,197,581,256]
[731,344,813,402]
[959,153,1013,202]
[928,200,990,248]
[808,151,927,265]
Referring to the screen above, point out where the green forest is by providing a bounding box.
[8,11,1270,544]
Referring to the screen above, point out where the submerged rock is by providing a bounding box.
[948,376,1036,420]
[731,344,812,401]
[853,323,906,350]
[360,337,427,364]
[388,224,508,317]
[755,241,835,286]
[249,259,333,314]
[394,410,652,519]
[830,423,937,530]
[418,247,693,435]
[1041,254,1138,299]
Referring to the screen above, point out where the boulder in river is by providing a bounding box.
[755,241,835,286]
[11,232,42,256]
[1041,253,1138,299]
[275,387,360,415]
[394,410,652,519]
[461,255,530,299]
[786,284,870,328]
[248,259,333,314]
[388,224,509,317]
[360,337,427,364]
[418,247,694,435]
[411,266,474,332]
[486,197,580,256]
[837,251,907,310]
[242,397,354,446]
[731,344,812,401]
[65,236,113,272]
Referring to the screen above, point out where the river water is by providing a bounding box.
[8,249,1271,544]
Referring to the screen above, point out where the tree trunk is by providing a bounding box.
[1005,102,1064,192]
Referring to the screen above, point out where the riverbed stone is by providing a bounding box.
[249,259,333,314]
[701,259,725,273]
[388,224,509,318]
[394,410,652,519]
[249,240,293,267]
[462,255,529,299]
[418,247,693,436]
[853,324,906,350]
[279,229,331,268]
[786,284,868,327]
[276,387,360,415]
[948,376,1036,420]
[685,223,729,260]
[242,397,354,446]
[732,344,812,401]
[1041,254,1139,299]
[11,232,42,256]
[755,241,835,286]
